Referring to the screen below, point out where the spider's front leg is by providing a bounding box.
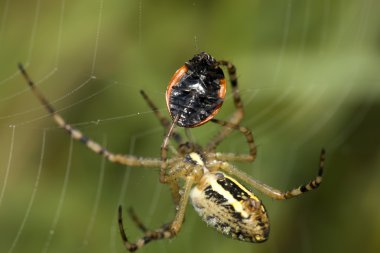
[207,60,244,151]
[118,177,194,252]
[208,118,257,163]
[217,60,244,124]
[205,60,258,163]
[18,64,162,168]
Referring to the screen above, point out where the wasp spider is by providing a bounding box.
[19,53,325,252]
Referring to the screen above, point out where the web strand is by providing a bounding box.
[82,140,107,247]
[7,130,46,253]
[42,137,74,253]
[0,125,15,208]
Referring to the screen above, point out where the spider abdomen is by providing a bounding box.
[190,172,270,242]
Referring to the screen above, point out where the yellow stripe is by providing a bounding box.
[224,174,260,203]
[208,173,258,219]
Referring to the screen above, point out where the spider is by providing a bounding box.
[18,52,325,252]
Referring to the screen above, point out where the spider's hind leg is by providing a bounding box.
[217,149,326,200]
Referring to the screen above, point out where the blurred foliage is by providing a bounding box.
[0,0,380,253]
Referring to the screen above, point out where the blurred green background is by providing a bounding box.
[0,0,380,252]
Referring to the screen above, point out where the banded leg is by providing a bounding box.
[215,149,325,200]
[168,179,181,205]
[128,208,148,233]
[18,64,162,168]
[140,90,183,144]
[217,60,244,117]
[208,118,257,162]
[118,177,194,252]
[207,60,244,151]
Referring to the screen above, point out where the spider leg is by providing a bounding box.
[168,179,181,205]
[207,60,244,151]
[118,177,193,252]
[215,149,325,200]
[160,115,179,183]
[139,91,188,200]
[140,90,183,144]
[207,118,257,162]
[19,64,161,168]
[157,115,182,210]
[128,207,148,233]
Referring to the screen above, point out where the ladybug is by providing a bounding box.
[166,52,226,128]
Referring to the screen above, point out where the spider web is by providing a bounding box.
[0,1,379,253]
